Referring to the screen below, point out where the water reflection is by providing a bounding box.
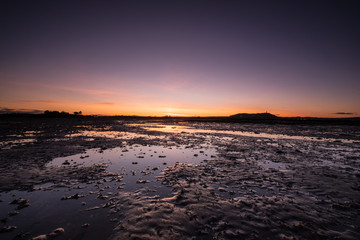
[0,139,37,149]
[48,144,217,193]
[258,160,287,171]
[65,130,159,140]
[135,123,355,143]
[1,143,217,239]
[0,183,116,240]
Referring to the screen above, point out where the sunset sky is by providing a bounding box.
[1,1,359,117]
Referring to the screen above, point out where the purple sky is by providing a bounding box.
[1,0,359,116]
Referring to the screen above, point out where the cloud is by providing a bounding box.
[92,102,116,106]
[51,86,116,96]
[17,100,65,104]
[332,112,356,115]
[0,107,43,114]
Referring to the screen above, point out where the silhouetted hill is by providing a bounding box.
[0,112,359,125]
[230,112,278,119]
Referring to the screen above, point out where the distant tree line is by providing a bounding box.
[43,110,82,116]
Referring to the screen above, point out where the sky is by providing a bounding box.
[1,0,359,117]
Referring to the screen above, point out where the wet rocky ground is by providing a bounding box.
[0,117,359,239]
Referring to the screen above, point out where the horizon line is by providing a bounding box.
[0,112,359,119]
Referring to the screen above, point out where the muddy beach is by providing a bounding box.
[0,117,359,239]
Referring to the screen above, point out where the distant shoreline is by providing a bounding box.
[0,113,359,126]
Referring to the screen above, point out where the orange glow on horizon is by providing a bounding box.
[2,98,358,118]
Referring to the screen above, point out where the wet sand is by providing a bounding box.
[0,117,359,239]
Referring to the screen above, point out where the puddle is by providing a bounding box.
[65,130,160,140]
[128,124,191,133]
[250,186,280,196]
[135,123,356,143]
[47,145,217,194]
[258,160,287,171]
[7,131,41,138]
[0,183,116,240]
[0,139,37,149]
[0,144,217,239]
[316,159,355,171]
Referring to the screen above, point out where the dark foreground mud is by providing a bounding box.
[0,117,359,239]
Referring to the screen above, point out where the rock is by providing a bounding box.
[61,193,84,200]
[48,228,65,237]
[82,223,90,228]
[0,225,17,233]
[84,206,101,211]
[31,234,47,240]
[136,179,149,184]
[8,211,19,216]
[10,198,30,209]
[62,160,70,165]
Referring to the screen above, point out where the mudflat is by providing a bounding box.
[0,117,359,239]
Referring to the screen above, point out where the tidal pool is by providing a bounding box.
[47,144,217,194]
[0,139,37,150]
[65,130,160,140]
[0,184,116,240]
[0,143,217,239]
[138,123,356,143]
